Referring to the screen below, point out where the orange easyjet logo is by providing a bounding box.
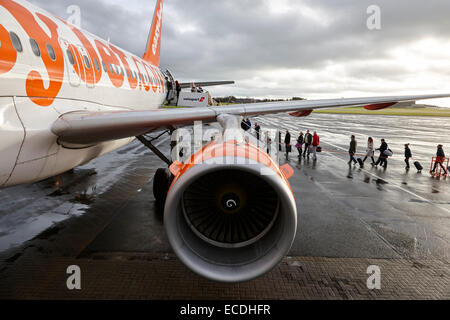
[0,0,166,106]
[152,2,163,55]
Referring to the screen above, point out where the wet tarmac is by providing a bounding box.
[0,113,449,265]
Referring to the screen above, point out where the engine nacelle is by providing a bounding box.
[164,141,297,282]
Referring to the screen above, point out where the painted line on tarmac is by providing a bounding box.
[322,141,450,215]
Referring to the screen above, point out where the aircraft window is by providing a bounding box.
[83,55,91,69]
[102,61,107,72]
[46,43,56,61]
[108,63,113,74]
[66,49,75,65]
[29,38,40,57]
[126,69,130,78]
[9,32,23,52]
[114,65,119,75]
[120,67,124,75]
[94,58,100,71]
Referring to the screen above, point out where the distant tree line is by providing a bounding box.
[214,96,306,104]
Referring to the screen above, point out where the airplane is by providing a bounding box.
[1,0,450,283]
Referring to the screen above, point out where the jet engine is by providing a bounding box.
[164,141,297,282]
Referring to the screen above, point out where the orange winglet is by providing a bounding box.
[289,110,313,117]
[280,164,294,180]
[364,102,397,110]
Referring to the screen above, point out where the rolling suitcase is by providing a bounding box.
[414,161,423,173]
[357,158,364,167]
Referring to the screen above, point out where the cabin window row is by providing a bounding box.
[8,30,157,84]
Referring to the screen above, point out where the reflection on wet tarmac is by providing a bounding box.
[0,114,449,262]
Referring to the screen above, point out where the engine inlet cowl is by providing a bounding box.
[164,157,297,283]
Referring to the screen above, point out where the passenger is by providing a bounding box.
[348,135,357,166]
[431,144,448,175]
[285,130,291,159]
[266,136,272,154]
[175,80,181,101]
[311,131,320,161]
[241,118,248,131]
[404,143,412,170]
[190,83,196,92]
[241,118,251,131]
[303,130,313,157]
[197,86,204,93]
[296,132,304,158]
[245,118,252,131]
[278,131,282,151]
[375,139,388,168]
[255,123,261,140]
[363,137,375,165]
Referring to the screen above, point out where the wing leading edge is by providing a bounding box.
[52,93,450,146]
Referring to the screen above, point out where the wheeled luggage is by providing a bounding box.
[414,161,423,173]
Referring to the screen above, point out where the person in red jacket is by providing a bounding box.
[312,131,320,161]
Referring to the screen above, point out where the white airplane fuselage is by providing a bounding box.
[0,0,168,188]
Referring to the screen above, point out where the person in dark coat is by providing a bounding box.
[296,132,304,158]
[175,80,181,102]
[278,131,282,151]
[375,139,388,168]
[241,119,247,131]
[303,130,312,157]
[284,130,291,159]
[404,144,412,170]
[348,135,357,165]
[431,144,448,175]
[255,123,261,140]
[241,118,251,131]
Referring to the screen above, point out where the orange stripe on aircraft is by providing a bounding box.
[110,44,138,90]
[95,39,124,88]
[0,23,17,74]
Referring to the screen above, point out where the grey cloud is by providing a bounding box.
[26,0,450,100]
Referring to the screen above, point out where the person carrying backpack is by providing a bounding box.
[303,130,313,158]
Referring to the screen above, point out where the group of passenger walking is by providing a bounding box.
[347,136,447,175]
[350,137,391,168]
[293,130,320,161]
[240,118,447,176]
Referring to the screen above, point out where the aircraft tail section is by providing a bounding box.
[143,0,164,66]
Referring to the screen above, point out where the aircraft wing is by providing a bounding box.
[52,93,450,145]
[179,81,235,89]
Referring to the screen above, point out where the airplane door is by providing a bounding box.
[59,39,81,87]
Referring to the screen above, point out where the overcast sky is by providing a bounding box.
[28,0,450,107]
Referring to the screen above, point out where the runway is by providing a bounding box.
[0,113,449,299]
